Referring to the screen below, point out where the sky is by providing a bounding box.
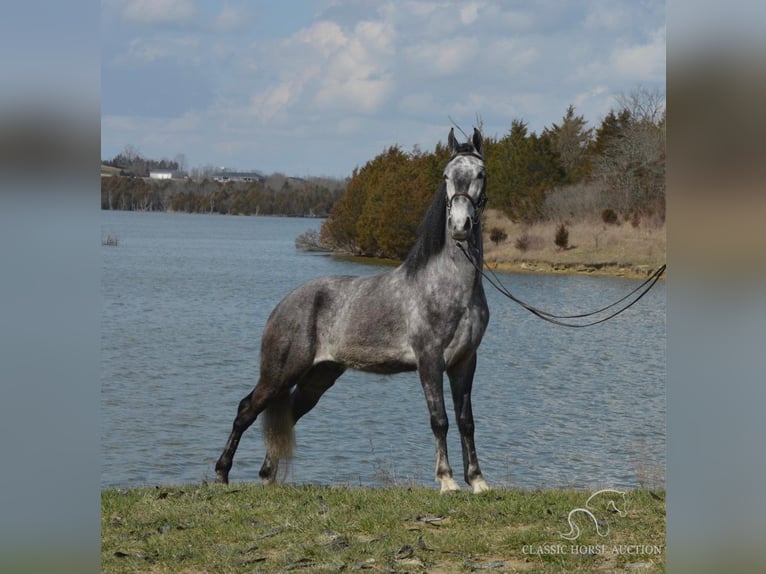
[101,0,665,178]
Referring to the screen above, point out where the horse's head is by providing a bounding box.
[444,127,487,241]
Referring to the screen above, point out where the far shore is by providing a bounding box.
[104,206,666,280]
[333,252,663,280]
[486,259,663,280]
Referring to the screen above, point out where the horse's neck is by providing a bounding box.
[471,223,484,265]
[458,222,483,263]
[440,225,484,286]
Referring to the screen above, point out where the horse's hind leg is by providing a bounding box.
[258,362,345,483]
[447,353,490,493]
[215,382,275,484]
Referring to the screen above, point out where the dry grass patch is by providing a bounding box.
[481,210,666,278]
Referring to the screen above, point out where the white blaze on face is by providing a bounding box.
[446,184,473,240]
[445,155,484,240]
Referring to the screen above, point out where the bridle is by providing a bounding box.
[448,190,488,226]
[445,151,488,225]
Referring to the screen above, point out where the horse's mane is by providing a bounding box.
[402,181,448,276]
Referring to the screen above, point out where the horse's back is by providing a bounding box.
[262,275,354,345]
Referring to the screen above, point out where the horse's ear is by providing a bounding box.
[448,128,458,155]
[472,128,483,156]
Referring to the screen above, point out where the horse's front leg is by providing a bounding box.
[418,359,460,493]
[448,353,490,493]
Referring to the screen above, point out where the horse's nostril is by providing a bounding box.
[462,218,472,231]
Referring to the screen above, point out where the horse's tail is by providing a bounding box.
[261,392,295,480]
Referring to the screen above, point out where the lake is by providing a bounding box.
[102,211,665,491]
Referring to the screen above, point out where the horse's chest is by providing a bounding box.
[444,302,487,361]
[412,293,487,362]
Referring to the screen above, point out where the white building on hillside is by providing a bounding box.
[149,170,174,180]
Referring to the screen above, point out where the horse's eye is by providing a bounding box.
[477,172,485,179]
[443,174,449,180]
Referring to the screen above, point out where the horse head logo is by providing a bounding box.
[559,489,628,541]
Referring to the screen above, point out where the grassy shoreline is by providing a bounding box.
[481,210,666,280]
[102,483,665,573]
[327,210,666,280]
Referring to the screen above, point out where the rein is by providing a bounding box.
[456,242,666,328]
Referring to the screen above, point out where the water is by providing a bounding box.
[102,211,665,490]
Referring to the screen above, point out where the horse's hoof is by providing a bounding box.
[471,477,491,493]
[215,473,229,485]
[438,477,461,494]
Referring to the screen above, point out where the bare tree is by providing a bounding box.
[616,85,666,125]
[592,88,666,221]
[173,153,187,175]
[122,144,141,163]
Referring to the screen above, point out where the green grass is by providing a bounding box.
[102,484,665,573]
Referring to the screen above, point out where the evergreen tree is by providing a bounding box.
[486,119,565,223]
[544,105,593,182]
[591,109,632,157]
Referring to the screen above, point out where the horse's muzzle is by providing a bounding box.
[449,214,473,241]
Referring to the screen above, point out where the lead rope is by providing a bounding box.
[456,242,666,328]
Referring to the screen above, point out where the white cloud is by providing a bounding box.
[572,85,608,108]
[403,1,440,17]
[570,85,613,123]
[459,2,480,25]
[314,20,395,113]
[355,19,395,54]
[612,25,666,80]
[498,8,536,31]
[102,0,666,175]
[486,38,539,74]
[316,74,393,114]
[250,81,302,123]
[584,2,628,31]
[450,91,533,123]
[122,0,197,24]
[249,18,396,120]
[116,35,200,64]
[404,37,480,77]
[214,2,251,32]
[102,111,204,158]
[295,20,348,56]
[103,111,201,133]
[398,92,437,114]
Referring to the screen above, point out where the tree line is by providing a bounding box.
[102,87,664,255]
[103,144,184,177]
[101,174,346,217]
[318,87,665,259]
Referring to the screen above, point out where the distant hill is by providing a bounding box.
[100,164,121,177]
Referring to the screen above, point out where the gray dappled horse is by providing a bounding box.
[215,128,491,493]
